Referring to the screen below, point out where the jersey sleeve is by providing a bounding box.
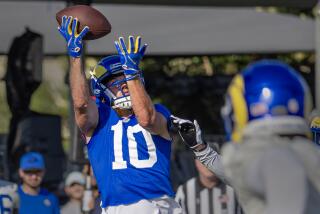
[155,104,171,119]
[155,104,172,131]
[95,99,111,128]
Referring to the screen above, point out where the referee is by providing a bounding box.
[175,159,242,214]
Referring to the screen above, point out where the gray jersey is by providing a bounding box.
[195,117,320,214]
[0,180,19,214]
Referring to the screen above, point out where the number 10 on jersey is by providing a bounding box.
[111,121,157,170]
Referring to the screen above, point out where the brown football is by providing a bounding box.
[56,5,111,40]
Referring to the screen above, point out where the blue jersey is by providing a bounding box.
[18,186,60,214]
[87,102,174,207]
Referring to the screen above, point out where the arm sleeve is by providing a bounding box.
[194,145,229,185]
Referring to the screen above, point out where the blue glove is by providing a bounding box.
[114,36,147,77]
[58,16,89,58]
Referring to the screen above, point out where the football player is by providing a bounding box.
[58,16,182,214]
[172,60,320,214]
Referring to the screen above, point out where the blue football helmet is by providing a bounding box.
[221,59,312,142]
[90,55,143,109]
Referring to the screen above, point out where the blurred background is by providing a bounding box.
[0,0,318,196]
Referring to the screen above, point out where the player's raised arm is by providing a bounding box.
[58,16,98,136]
[170,115,229,184]
[114,36,170,139]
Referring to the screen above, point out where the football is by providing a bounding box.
[56,5,111,40]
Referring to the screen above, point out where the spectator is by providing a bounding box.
[61,171,85,214]
[18,152,60,214]
[89,185,101,214]
[0,180,19,213]
[175,155,242,214]
[84,166,101,214]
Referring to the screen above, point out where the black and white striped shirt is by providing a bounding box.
[175,177,243,214]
